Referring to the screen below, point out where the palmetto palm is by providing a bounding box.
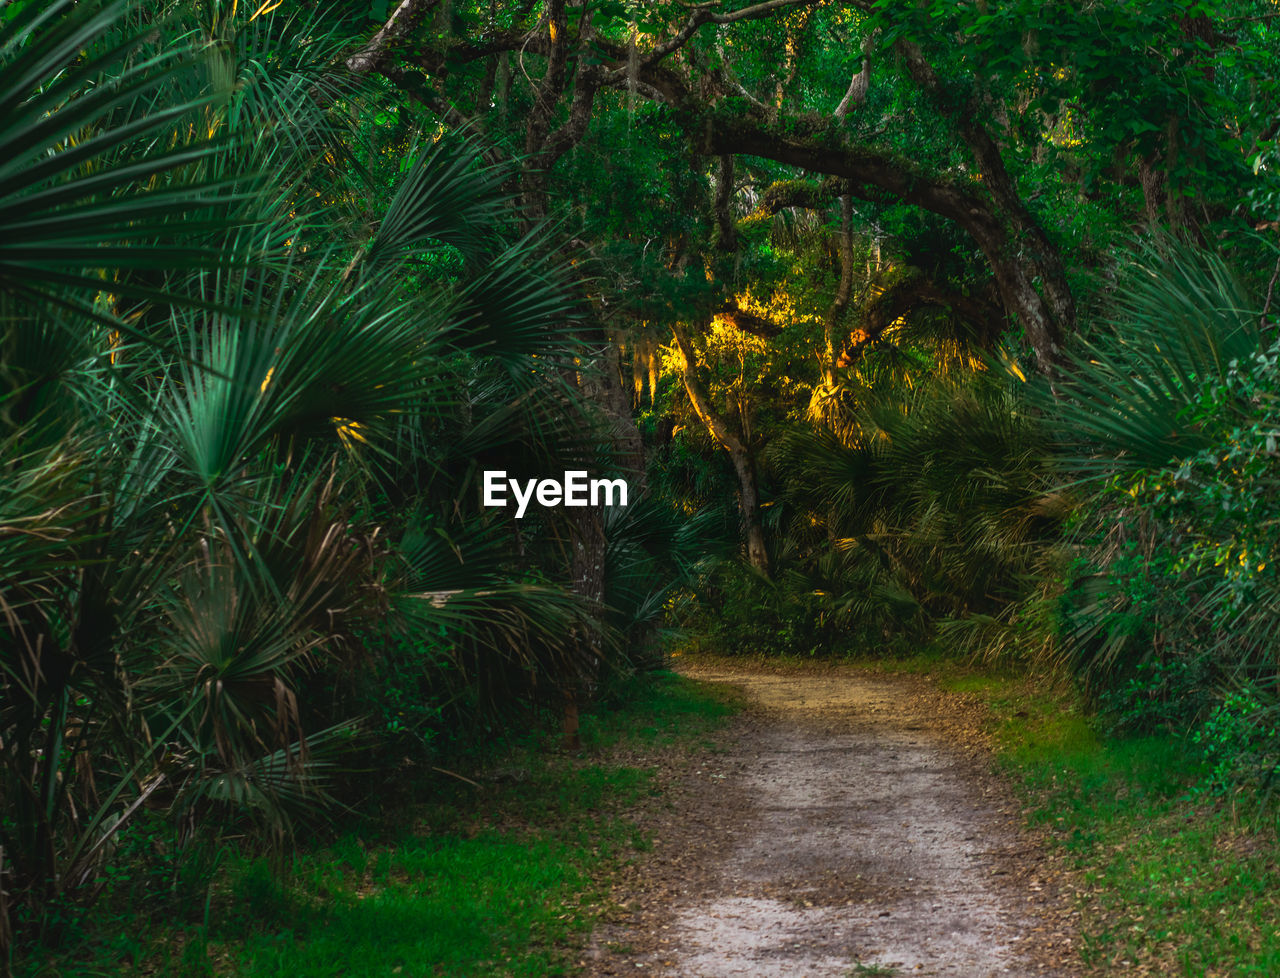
[0,1,253,335]
[1044,242,1263,474]
[1,0,598,954]
[1043,243,1280,687]
[765,364,1065,660]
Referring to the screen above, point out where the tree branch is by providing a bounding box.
[740,178,839,223]
[347,0,442,74]
[697,109,1067,373]
[718,299,785,338]
[701,114,1004,240]
[597,0,818,86]
[897,40,1074,342]
[526,0,570,157]
[838,271,1005,366]
[834,31,875,119]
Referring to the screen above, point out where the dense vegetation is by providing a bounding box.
[4,0,1280,973]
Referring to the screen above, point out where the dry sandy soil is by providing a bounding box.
[584,659,1080,978]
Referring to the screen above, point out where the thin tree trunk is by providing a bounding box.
[821,191,855,393]
[729,449,769,571]
[670,320,769,573]
[561,657,582,750]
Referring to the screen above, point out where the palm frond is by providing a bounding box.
[1045,242,1262,473]
[364,131,513,271]
[0,0,253,322]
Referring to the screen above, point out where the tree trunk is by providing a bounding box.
[670,320,769,574]
[821,191,855,393]
[729,449,769,571]
[561,664,582,751]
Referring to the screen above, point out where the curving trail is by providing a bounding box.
[587,661,1076,978]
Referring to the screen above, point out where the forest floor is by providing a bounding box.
[584,657,1080,978]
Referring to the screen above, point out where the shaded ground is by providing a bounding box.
[585,660,1078,977]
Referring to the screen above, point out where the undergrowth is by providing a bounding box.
[18,672,738,978]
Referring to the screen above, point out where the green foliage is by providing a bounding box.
[10,0,1280,964]
[871,0,1280,220]
[1051,241,1280,799]
[759,365,1065,660]
[358,624,450,755]
[1096,656,1214,737]
[678,562,846,659]
[0,0,244,326]
[1047,242,1263,472]
[1192,689,1280,799]
[0,0,635,957]
[21,672,736,977]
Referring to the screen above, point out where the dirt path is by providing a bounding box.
[586,661,1077,978]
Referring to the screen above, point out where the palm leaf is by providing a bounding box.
[0,0,253,327]
[1044,242,1262,473]
[364,130,513,271]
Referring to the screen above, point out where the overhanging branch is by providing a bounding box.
[718,300,785,338]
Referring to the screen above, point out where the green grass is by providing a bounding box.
[894,656,1280,978]
[1008,729,1280,977]
[20,671,738,978]
[846,962,897,976]
[211,836,593,978]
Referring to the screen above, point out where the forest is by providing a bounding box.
[4,0,1280,975]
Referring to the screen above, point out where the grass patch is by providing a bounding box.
[846,962,897,976]
[1010,731,1280,977]
[20,671,736,978]
[915,659,1280,977]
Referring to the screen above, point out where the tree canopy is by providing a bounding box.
[6,0,1280,966]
